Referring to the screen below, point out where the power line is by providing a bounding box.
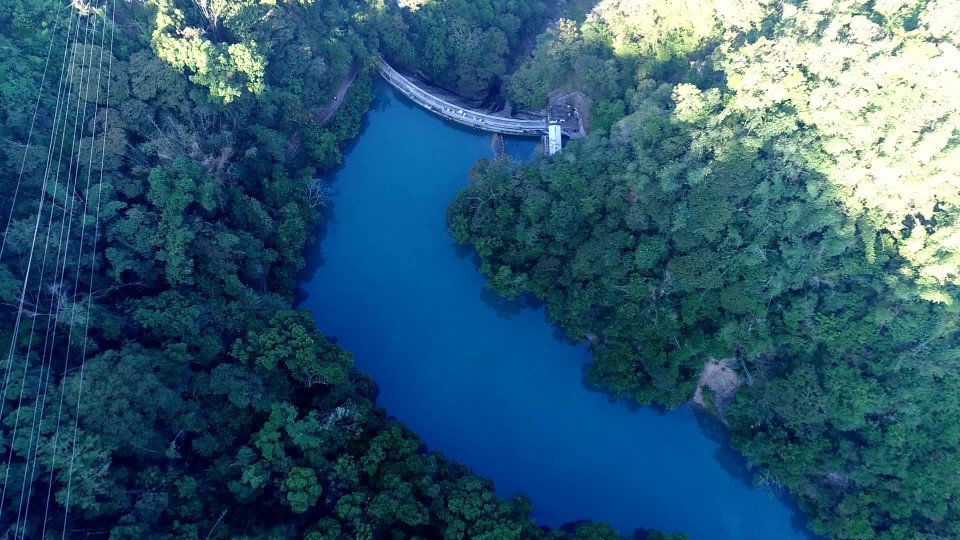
[0,0,90,524]
[18,2,112,536]
[0,0,78,439]
[10,7,89,532]
[31,7,100,535]
[0,2,86,519]
[62,1,116,534]
[0,1,72,265]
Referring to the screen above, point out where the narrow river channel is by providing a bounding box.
[299,83,813,539]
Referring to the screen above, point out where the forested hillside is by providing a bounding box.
[0,1,684,538]
[450,0,960,538]
[372,0,549,97]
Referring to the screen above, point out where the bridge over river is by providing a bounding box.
[377,59,567,153]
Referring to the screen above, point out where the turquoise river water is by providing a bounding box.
[299,84,814,539]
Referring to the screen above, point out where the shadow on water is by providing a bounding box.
[450,242,563,326]
[550,324,578,346]
[691,407,755,490]
[477,288,548,321]
[691,407,821,539]
[296,83,393,303]
[298,203,336,286]
[451,238,677,414]
[503,135,542,161]
[478,287,527,320]
[296,197,339,305]
[550,520,675,540]
[370,85,392,113]
[301,78,537,304]
[451,242,476,261]
[563,356,672,416]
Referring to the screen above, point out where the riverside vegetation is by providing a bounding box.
[0,0,689,538]
[449,0,960,539]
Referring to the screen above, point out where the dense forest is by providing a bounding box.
[373,0,549,97]
[0,0,688,538]
[451,0,960,539]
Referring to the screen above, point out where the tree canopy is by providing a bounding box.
[372,0,549,97]
[450,0,960,538]
[0,1,686,538]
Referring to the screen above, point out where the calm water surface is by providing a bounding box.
[299,84,812,539]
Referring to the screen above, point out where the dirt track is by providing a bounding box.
[317,64,360,125]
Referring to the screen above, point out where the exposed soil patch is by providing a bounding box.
[693,357,742,415]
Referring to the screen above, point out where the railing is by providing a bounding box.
[377,59,549,137]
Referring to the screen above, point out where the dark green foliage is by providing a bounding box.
[0,2,679,539]
[449,1,960,538]
[373,0,548,97]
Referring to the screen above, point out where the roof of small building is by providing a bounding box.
[548,104,575,118]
